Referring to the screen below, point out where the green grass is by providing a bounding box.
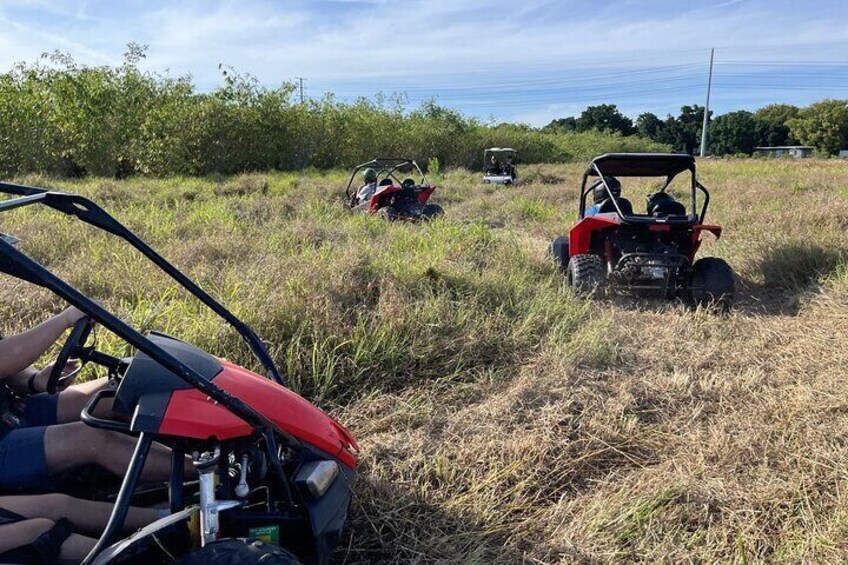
[2,160,848,563]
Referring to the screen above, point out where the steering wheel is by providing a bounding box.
[47,317,94,394]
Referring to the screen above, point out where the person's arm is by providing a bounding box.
[0,307,85,379]
[5,367,38,395]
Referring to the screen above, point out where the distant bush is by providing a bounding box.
[546,130,669,162]
[0,47,669,178]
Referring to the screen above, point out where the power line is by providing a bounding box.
[322,63,848,102]
[305,53,848,115]
[324,64,708,96]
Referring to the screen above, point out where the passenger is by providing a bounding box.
[0,306,194,494]
[503,156,517,180]
[355,168,379,206]
[0,493,159,564]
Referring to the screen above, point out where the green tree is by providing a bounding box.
[662,105,710,154]
[709,110,758,155]
[753,104,799,147]
[635,112,665,141]
[576,104,635,136]
[543,116,577,133]
[787,99,848,154]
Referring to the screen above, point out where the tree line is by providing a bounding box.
[0,46,667,178]
[3,45,843,179]
[544,101,848,156]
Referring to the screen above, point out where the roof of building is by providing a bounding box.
[755,146,814,151]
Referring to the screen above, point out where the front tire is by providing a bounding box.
[175,539,301,564]
[421,203,444,220]
[567,254,606,297]
[688,257,735,310]
[377,205,400,221]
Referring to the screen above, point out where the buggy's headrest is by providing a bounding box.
[647,192,686,217]
[593,177,621,204]
[378,178,393,187]
[597,197,633,216]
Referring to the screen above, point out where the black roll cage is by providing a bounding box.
[0,181,307,561]
[578,155,711,225]
[0,181,309,563]
[344,158,428,201]
[0,181,297,434]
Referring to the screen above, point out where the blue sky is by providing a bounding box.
[1,0,847,126]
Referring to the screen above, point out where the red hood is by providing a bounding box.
[158,360,358,468]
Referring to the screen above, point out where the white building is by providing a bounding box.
[755,146,814,159]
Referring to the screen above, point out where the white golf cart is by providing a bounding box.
[483,147,518,185]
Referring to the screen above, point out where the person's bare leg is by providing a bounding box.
[0,494,159,535]
[59,533,97,562]
[56,377,111,423]
[0,518,97,563]
[0,518,55,553]
[44,422,194,481]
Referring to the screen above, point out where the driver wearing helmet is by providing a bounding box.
[0,306,193,493]
[356,168,379,206]
[585,176,622,216]
[489,155,503,175]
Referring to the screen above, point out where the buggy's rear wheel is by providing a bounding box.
[422,204,444,220]
[567,254,606,297]
[688,257,735,310]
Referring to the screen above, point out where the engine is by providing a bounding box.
[612,237,689,284]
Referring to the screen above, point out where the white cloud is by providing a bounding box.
[0,0,846,123]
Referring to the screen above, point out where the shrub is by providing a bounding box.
[0,48,670,178]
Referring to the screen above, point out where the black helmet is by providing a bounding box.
[593,177,621,204]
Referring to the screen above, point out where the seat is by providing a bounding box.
[597,197,633,216]
[378,178,393,187]
[647,193,686,217]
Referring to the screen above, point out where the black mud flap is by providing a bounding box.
[549,235,570,270]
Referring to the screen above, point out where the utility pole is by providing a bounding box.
[699,48,715,158]
[295,77,306,104]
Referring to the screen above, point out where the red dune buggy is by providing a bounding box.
[344,158,443,221]
[0,181,359,564]
[549,153,735,309]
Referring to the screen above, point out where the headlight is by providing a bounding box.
[295,460,339,498]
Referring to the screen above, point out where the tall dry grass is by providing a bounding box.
[0,159,847,563]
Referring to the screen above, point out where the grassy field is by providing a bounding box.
[1,160,848,563]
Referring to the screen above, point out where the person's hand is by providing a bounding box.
[59,301,104,329]
[60,306,86,329]
[33,360,80,392]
